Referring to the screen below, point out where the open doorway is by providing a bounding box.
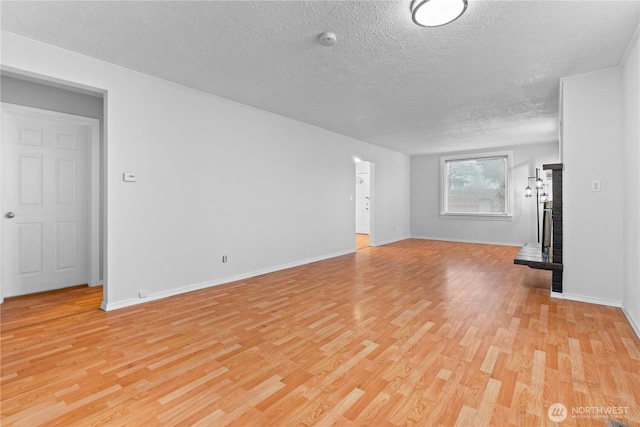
[355,160,371,250]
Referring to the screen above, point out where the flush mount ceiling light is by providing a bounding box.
[411,0,468,27]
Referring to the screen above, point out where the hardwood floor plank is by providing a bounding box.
[2,239,639,426]
[475,377,501,425]
[158,366,228,405]
[526,349,546,417]
[313,386,365,426]
[480,344,501,374]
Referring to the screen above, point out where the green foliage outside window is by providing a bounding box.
[445,156,507,214]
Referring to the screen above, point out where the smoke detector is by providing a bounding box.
[318,32,337,46]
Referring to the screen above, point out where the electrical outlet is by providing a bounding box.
[592,180,601,192]
[222,255,228,263]
[138,290,148,298]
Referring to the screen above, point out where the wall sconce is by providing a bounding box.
[539,185,549,203]
[525,168,545,243]
[525,169,543,198]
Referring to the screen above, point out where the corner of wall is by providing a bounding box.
[621,304,640,340]
[620,22,640,68]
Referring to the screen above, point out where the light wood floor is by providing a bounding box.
[1,239,639,426]
[355,234,370,250]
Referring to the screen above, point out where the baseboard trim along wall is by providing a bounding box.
[550,290,564,299]
[101,249,355,311]
[101,237,413,311]
[561,292,623,308]
[411,236,521,247]
[370,236,412,247]
[622,305,640,340]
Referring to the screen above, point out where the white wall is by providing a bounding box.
[561,69,625,306]
[411,141,559,246]
[621,27,640,335]
[0,32,411,309]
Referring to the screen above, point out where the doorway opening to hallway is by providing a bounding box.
[355,159,371,250]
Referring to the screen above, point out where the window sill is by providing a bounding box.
[440,213,513,221]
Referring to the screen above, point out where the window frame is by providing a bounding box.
[440,151,513,220]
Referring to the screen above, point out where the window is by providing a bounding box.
[441,151,512,218]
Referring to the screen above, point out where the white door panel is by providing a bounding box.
[17,222,43,275]
[2,110,90,297]
[355,172,370,234]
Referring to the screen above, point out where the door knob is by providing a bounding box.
[5,212,15,219]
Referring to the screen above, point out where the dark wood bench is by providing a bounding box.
[513,243,563,271]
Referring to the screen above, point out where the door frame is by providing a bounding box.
[0,103,102,302]
[354,159,376,246]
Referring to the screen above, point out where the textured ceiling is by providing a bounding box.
[1,1,639,155]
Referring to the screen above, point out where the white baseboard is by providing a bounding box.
[550,290,564,299]
[371,236,411,247]
[561,292,623,308]
[101,249,355,311]
[621,304,640,340]
[411,235,521,247]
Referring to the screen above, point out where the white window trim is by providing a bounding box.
[440,150,513,220]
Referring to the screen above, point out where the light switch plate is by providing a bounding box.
[123,172,137,182]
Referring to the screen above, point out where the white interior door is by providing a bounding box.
[355,172,370,234]
[2,107,90,297]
